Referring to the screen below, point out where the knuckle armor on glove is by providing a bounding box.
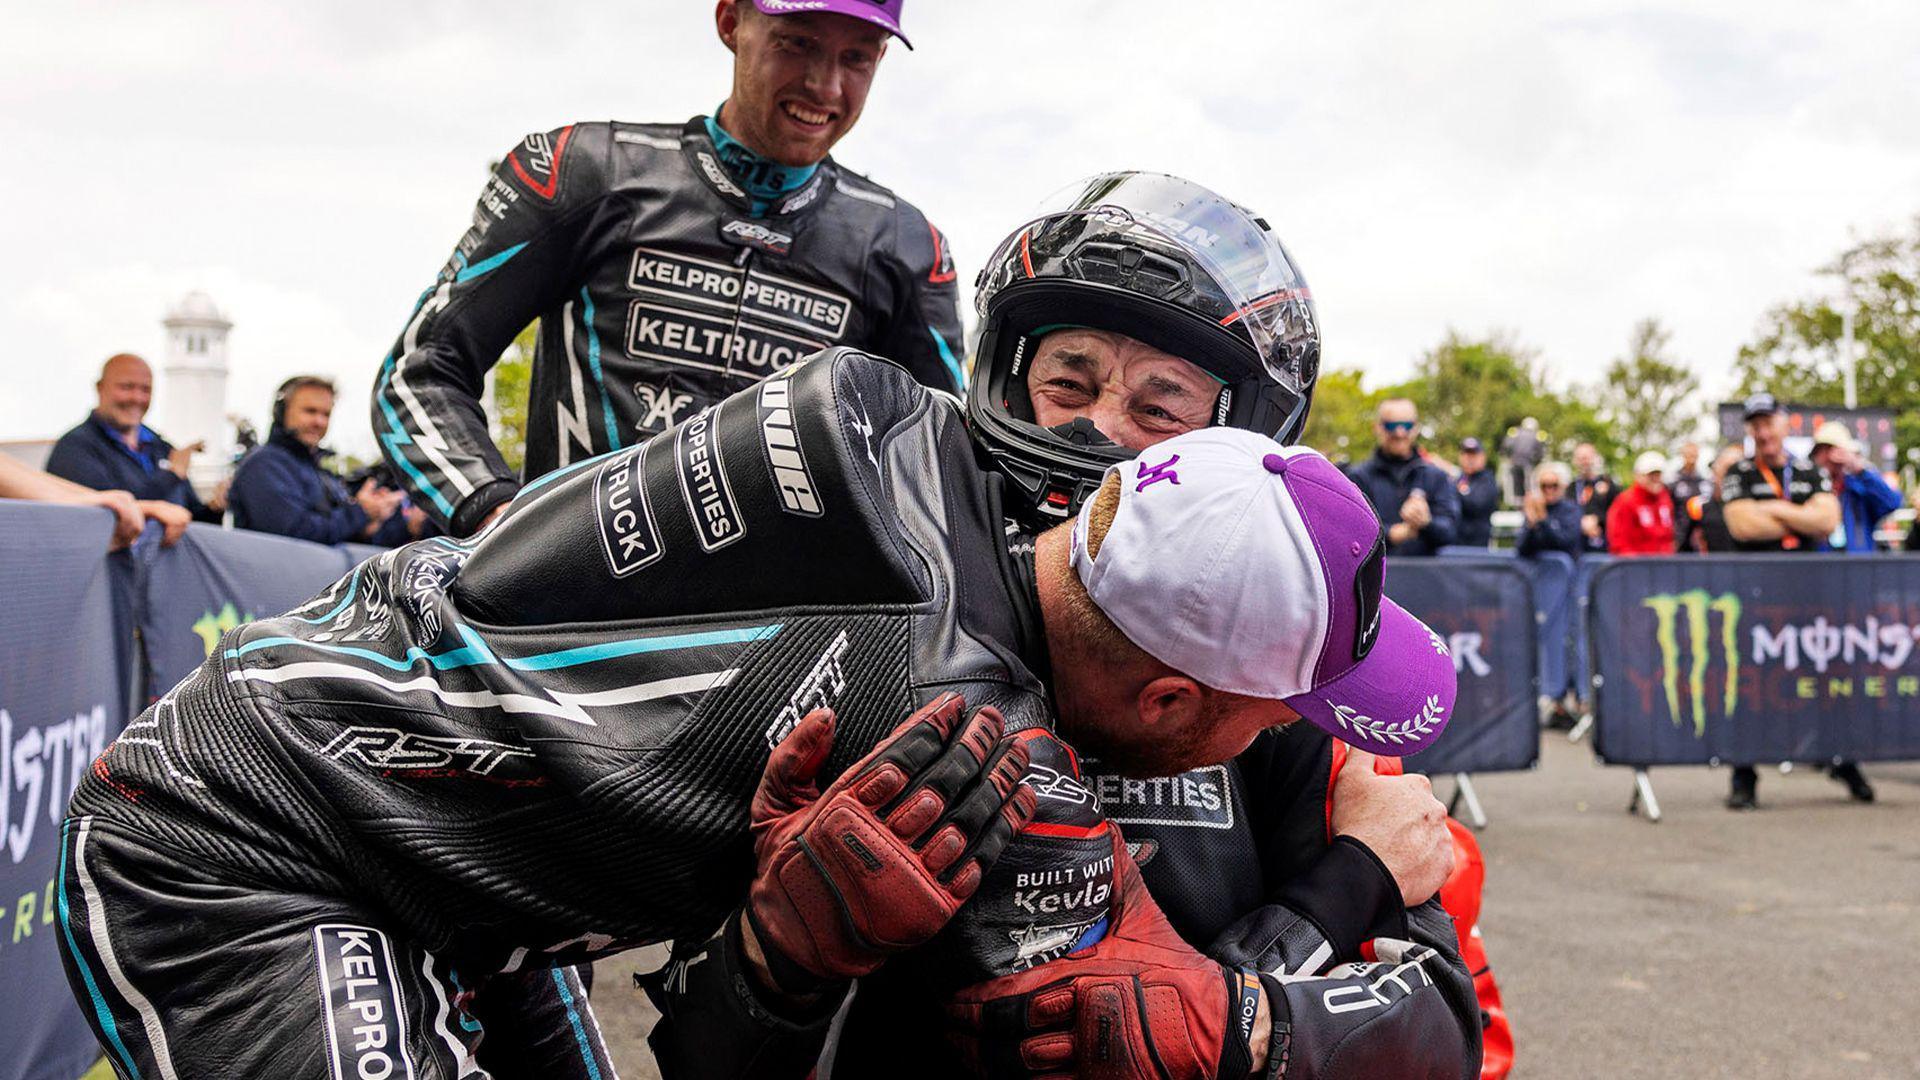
[747,693,1036,990]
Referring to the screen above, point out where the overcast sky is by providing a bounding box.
[5,0,1917,457]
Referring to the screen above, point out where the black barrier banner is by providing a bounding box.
[0,502,127,1080]
[1387,558,1539,774]
[136,523,355,695]
[1590,555,1920,766]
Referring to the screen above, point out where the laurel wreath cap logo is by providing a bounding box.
[1326,696,1447,746]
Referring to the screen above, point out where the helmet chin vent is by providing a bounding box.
[1046,416,1116,448]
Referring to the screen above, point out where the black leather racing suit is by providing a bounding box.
[647,556,1485,1079]
[59,350,1101,1079]
[62,351,1473,1079]
[373,117,966,537]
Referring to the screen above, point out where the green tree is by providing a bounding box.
[1300,368,1384,464]
[1734,217,1920,450]
[1391,330,1620,468]
[1596,318,1700,455]
[492,322,536,474]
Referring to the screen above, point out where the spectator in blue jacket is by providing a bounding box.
[45,353,223,521]
[1345,399,1460,555]
[229,376,420,547]
[1452,436,1501,547]
[1516,462,1584,557]
[1812,421,1901,553]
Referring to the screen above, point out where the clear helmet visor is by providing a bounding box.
[977,171,1315,394]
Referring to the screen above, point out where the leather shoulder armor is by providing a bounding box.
[454,349,936,625]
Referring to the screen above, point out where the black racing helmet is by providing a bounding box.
[966,171,1320,524]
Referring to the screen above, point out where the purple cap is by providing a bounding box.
[751,0,913,49]
[1070,430,1457,757]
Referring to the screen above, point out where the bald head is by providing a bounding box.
[1374,398,1419,457]
[95,353,154,433]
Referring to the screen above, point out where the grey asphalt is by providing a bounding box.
[591,737,1920,1079]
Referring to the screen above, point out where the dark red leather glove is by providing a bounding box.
[748,692,1038,992]
[947,831,1263,1079]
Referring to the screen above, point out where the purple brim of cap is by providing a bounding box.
[1285,599,1456,757]
[751,0,913,48]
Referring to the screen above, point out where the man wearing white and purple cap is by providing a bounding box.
[645,176,1485,1079]
[373,0,965,539]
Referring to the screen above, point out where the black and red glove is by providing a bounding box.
[747,692,1038,992]
[947,831,1264,1080]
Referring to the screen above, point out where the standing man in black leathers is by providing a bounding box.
[374,0,963,537]
[1346,399,1460,556]
[648,174,1486,1079]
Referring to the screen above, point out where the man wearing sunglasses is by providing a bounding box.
[1347,399,1461,556]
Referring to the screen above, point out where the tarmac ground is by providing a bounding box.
[586,734,1920,1079]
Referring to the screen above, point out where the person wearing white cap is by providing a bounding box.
[642,180,1486,1080]
[1810,420,1901,554]
[1605,450,1678,555]
[946,427,1476,1080]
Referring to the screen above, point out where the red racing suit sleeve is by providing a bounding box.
[373,124,612,536]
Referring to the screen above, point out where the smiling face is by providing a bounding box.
[717,1,888,167]
[282,385,335,450]
[1024,328,1219,451]
[94,354,153,433]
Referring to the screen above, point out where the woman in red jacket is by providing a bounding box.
[1608,450,1677,554]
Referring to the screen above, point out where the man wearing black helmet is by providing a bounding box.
[967,173,1319,522]
[646,174,1484,1079]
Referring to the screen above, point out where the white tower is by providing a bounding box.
[156,290,234,498]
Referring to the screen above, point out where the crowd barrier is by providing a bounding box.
[1588,554,1920,767]
[17,503,1915,1072]
[1387,559,1540,776]
[1,505,128,1080]
[0,501,377,1080]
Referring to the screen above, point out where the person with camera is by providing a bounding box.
[229,375,426,546]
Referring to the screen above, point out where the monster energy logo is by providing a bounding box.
[1642,591,1742,736]
[192,603,256,657]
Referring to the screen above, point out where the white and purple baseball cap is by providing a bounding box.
[1069,429,1456,757]
[751,0,912,49]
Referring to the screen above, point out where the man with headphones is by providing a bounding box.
[229,375,425,546]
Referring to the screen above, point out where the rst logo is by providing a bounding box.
[675,405,745,552]
[721,219,793,256]
[313,924,417,1080]
[595,445,664,577]
[764,629,850,747]
[757,373,823,517]
[508,126,572,202]
[320,727,538,781]
[695,150,747,200]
